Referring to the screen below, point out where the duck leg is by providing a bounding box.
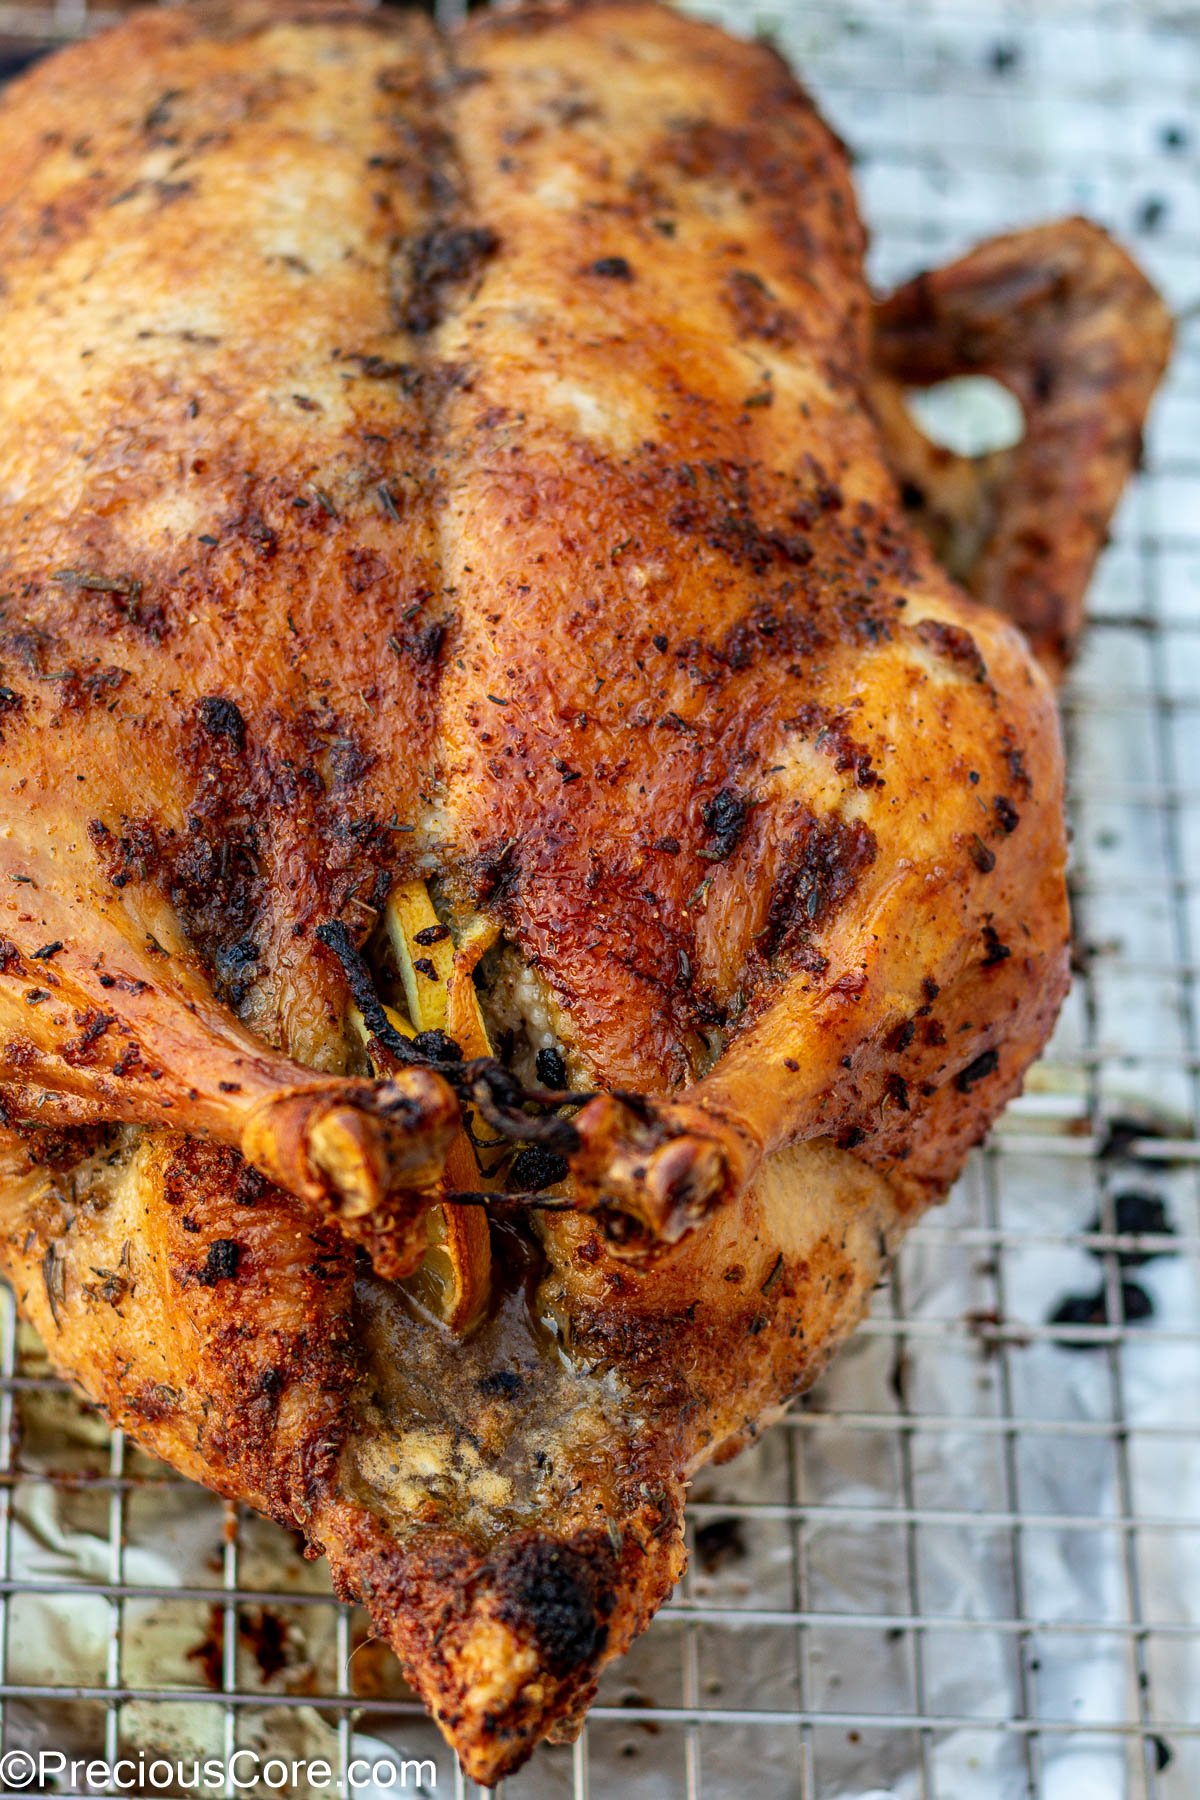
[0,824,458,1255]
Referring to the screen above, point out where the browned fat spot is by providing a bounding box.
[160,1137,244,1207]
[783,701,881,789]
[396,224,499,335]
[240,1606,290,1681]
[761,810,877,962]
[47,663,130,712]
[490,1535,615,1678]
[126,1381,181,1421]
[884,1072,910,1111]
[661,111,841,224]
[981,924,1011,967]
[914,617,988,683]
[695,1516,747,1573]
[61,1010,117,1065]
[88,817,159,887]
[186,1604,225,1692]
[724,269,798,344]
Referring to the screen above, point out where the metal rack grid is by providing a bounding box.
[0,0,1198,1795]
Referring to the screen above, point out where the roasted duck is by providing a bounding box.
[0,0,1170,1781]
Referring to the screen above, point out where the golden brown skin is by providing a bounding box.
[0,0,1171,1782]
[0,1117,899,1783]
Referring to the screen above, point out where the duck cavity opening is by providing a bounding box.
[330,884,587,1334]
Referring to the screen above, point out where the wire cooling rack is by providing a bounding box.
[0,0,1198,1796]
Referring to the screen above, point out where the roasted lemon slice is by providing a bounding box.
[373,886,497,1334]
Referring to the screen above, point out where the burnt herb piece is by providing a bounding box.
[198,1238,242,1286]
[316,919,416,1063]
[968,835,996,874]
[588,255,633,279]
[412,1028,463,1063]
[196,695,246,752]
[441,1189,575,1212]
[700,788,749,862]
[509,1146,569,1192]
[956,1047,999,1092]
[478,1368,524,1399]
[536,1046,568,1090]
[760,1252,784,1294]
[42,1242,66,1326]
[464,1061,581,1154]
[52,567,142,597]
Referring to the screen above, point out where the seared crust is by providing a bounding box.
[0,0,1170,1783]
[0,1119,892,1784]
[436,0,1074,1221]
[0,0,1076,1235]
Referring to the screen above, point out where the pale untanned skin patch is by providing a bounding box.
[0,0,1170,1783]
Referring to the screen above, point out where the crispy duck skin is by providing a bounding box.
[0,0,1172,1782]
[1,1118,898,1784]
